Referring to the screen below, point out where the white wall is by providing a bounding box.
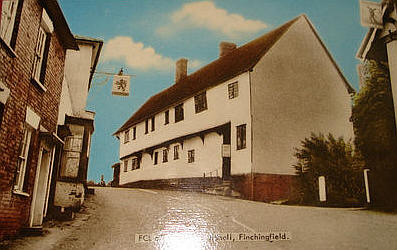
[64,43,93,116]
[119,73,253,184]
[250,16,354,175]
[57,77,73,125]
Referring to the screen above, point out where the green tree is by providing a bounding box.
[294,133,364,205]
[351,60,397,207]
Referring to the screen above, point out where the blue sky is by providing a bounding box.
[58,0,368,182]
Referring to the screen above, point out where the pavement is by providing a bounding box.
[2,187,397,250]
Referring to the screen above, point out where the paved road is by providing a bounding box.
[5,187,397,249]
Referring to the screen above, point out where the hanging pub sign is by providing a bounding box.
[360,0,384,29]
[112,74,130,96]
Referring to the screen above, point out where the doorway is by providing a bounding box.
[30,142,53,227]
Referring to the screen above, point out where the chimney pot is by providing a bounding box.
[219,42,237,57]
[175,58,188,83]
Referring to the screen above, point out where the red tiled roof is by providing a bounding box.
[115,16,301,134]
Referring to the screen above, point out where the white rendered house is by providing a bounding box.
[114,15,355,202]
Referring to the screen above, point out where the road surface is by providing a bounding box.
[4,187,397,249]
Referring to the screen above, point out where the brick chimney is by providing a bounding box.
[219,42,237,57]
[175,58,188,83]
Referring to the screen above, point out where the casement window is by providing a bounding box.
[123,159,128,172]
[188,150,195,163]
[14,125,34,191]
[175,103,184,123]
[124,129,130,143]
[131,158,139,170]
[132,127,136,140]
[0,0,19,46]
[228,82,239,99]
[151,116,155,131]
[32,8,53,87]
[236,124,246,150]
[145,119,149,134]
[173,145,179,160]
[162,149,168,163]
[154,152,159,165]
[164,110,169,125]
[194,91,207,113]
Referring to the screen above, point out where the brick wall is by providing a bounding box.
[0,0,66,239]
[232,173,301,202]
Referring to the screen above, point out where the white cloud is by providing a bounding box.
[102,36,202,72]
[102,36,174,71]
[157,1,268,39]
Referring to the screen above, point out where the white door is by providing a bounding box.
[30,143,53,227]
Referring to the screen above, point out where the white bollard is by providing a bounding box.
[363,169,371,203]
[319,176,326,202]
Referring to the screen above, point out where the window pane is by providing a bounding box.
[124,129,130,143]
[151,117,155,131]
[237,124,246,150]
[0,0,18,45]
[228,82,238,99]
[188,150,195,163]
[194,92,207,113]
[175,104,184,122]
[174,145,179,160]
[163,149,168,163]
[165,110,169,125]
[14,125,33,191]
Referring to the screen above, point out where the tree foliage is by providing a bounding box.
[294,133,364,205]
[351,60,397,206]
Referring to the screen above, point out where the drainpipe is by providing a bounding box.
[249,69,254,200]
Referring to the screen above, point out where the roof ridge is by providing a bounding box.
[114,15,302,135]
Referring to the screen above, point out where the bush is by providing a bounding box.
[294,133,365,205]
[352,60,397,207]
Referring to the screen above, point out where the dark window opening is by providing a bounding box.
[175,103,184,123]
[188,150,195,163]
[151,116,155,131]
[174,145,179,160]
[237,124,246,150]
[154,152,159,165]
[194,92,207,113]
[133,127,136,140]
[145,119,149,134]
[163,149,168,163]
[165,110,169,125]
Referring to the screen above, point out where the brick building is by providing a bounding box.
[0,0,78,238]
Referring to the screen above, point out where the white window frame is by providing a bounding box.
[0,0,18,46]
[14,125,34,192]
[32,26,47,84]
[31,8,53,87]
